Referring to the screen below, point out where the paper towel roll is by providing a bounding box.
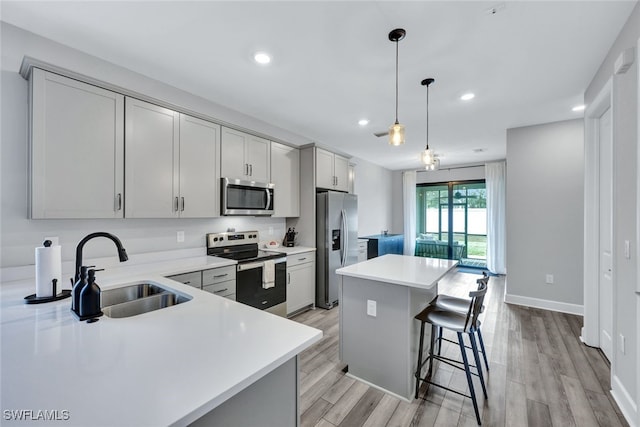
[35,244,62,298]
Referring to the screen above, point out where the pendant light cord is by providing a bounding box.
[395,40,399,124]
[425,83,429,149]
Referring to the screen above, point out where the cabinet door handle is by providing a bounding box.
[183,281,191,285]
[214,288,228,294]
[116,193,122,211]
[249,164,253,176]
[245,163,249,176]
[287,272,291,284]
[261,300,268,305]
[213,274,228,279]
[298,257,306,261]
[174,197,179,212]
[181,197,185,212]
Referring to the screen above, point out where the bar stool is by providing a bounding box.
[414,279,488,425]
[431,273,490,372]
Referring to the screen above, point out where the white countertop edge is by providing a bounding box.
[263,246,316,255]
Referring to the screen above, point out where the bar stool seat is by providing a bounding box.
[429,273,490,372]
[414,279,488,425]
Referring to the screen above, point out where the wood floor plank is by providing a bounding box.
[386,399,420,427]
[561,374,599,427]
[505,380,528,427]
[322,375,356,405]
[301,398,333,427]
[482,359,507,425]
[315,419,337,427]
[521,338,546,403]
[300,370,342,413]
[322,380,370,426]
[506,328,525,383]
[540,309,579,378]
[415,400,440,427]
[433,405,462,427]
[338,388,384,427]
[584,389,626,427]
[526,398,552,427]
[537,352,577,427]
[362,394,400,427]
[558,323,604,394]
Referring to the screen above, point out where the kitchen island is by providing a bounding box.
[336,254,457,401]
[0,256,322,426]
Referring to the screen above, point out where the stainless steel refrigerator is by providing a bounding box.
[316,191,358,309]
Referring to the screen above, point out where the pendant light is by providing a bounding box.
[420,78,439,170]
[388,28,406,146]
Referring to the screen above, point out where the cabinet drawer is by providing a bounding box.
[203,280,236,298]
[286,252,315,268]
[167,271,202,288]
[202,265,236,285]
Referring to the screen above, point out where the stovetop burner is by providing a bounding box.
[206,231,285,263]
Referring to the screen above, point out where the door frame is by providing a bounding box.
[583,77,616,354]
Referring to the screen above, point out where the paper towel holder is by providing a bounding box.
[24,278,72,304]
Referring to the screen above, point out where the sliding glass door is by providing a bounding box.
[416,180,487,267]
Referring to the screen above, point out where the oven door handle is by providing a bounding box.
[237,257,286,271]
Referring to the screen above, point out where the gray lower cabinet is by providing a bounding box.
[286,251,315,316]
[202,265,236,300]
[167,266,236,301]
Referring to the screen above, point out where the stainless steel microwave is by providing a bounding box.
[221,178,274,216]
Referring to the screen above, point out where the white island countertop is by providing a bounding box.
[336,254,458,290]
[1,256,322,427]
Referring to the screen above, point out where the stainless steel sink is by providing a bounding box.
[101,281,192,318]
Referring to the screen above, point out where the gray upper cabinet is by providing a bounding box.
[29,68,124,218]
[125,98,220,218]
[270,142,300,217]
[125,98,179,218]
[178,115,220,218]
[220,127,270,183]
[315,147,349,192]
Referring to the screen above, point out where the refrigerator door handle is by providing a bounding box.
[341,208,348,266]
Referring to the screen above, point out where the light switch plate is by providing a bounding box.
[177,231,185,243]
[545,274,554,284]
[619,334,626,354]
[367,300,377,317]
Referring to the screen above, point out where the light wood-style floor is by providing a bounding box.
[291,270,629,427]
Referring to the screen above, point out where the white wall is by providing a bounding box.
[0,23,315,269]
[505,119,584,308]
[352,157,395,236]
[584,2,639,421]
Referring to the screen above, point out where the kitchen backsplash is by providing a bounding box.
[1,217,287,269]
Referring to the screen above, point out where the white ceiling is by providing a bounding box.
[1,1,636,170]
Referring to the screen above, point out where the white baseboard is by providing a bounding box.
[504,293,583,315]
[611,375,638,427]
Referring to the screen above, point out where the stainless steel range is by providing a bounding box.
[207,231,287,317]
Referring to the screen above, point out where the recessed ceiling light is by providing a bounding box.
[572,104,586,112]
[460,93,475,101]
[358,119,369,126]
[254,52,271,65]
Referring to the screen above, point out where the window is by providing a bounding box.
[416,180,487,268]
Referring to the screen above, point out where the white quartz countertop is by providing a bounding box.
[263,246,316,256]
[1,256,322,426]
[336,254,458,290]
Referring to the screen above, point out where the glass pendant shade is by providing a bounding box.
[421,146,434,165]
[425,157,440,171]
[389,122,405,146]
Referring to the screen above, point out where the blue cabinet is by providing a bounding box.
[361,234,404,259]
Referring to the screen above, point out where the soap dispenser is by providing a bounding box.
[79,268,103,320]
[71,266,90,316]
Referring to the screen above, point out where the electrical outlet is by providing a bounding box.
[44,236,59,246]
[177,231,185,243]
[619,334,626,354]
[367,300,377,317]
[545,274,554,284]
[268,227,274,236]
